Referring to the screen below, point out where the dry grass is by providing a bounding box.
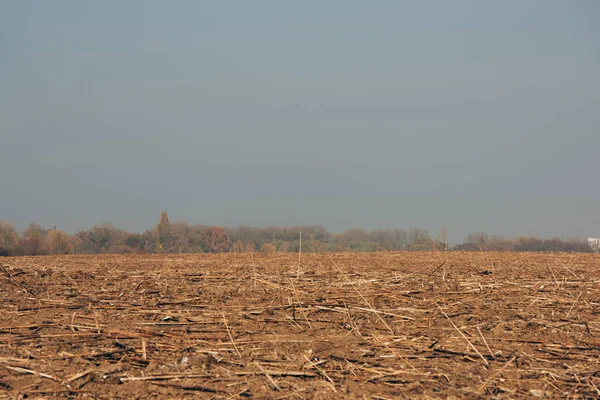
[1,251,599,399]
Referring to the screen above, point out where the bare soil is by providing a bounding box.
[1,252,599,399]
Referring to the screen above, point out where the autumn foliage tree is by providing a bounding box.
[260,243,277,253]
[202,227,230,253]
[21,223,48,256]
[232,240,245,253]
[46,230,72,255]
[0,216,594,256]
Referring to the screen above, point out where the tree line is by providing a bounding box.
[0,213,593,256]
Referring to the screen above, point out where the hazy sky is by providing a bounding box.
[1,1,599,242]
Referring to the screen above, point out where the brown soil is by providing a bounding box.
[1,252,599,399]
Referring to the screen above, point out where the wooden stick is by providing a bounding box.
[66,368,96,383]
[1,365,72,390]
[545,265,560,289]
[435,303,489,365]
[251,252,256,289]
[255,362,281,391]
[566,291,583,318]
[477,356,516,393]
[288,278,312,328]
[222,313,241,359]
[141,339,147,360]
[70,312,76,333]
[304,355,337,392]
[298,231,302,277]
[332,259,394,335]
[477,326,495,360]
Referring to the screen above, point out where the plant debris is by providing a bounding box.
[0,252,599,398]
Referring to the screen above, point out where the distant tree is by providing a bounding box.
[125,232,147,253]
[347,242,381,252]
[245,242,256,253]
[155,212,172,252]
[223,225,330,251]
[203,227,230,252]
[0,221,19,256]
[4,213,595,256]
[368,230,397,250]
[276,241,286,252]
[454,234,593,253]
[301,226,331,242]
[389,229,408,250]
[335,242,348,252]
[513,236,542,252]
[308,235,324,252]
[170,221,191,253]
[465,232,490,251]
[226,226,262,249]
[73,223,128,254]
[340,228,369,243]
[565,239,593,253]
[46,230,72,254]
[407,229,432,250]
[434,226,448,251]
[21,223,48,255]
[232,240,245,253]
[260,243,277,253]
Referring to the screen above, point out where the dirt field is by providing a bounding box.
[1,252,599,399]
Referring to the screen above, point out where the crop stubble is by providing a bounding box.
[1,252,599,398]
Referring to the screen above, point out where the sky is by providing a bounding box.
[1,1,599,243]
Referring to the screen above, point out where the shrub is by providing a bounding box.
[260,243,277,253]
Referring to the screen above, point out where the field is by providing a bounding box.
[1,252,599,399]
